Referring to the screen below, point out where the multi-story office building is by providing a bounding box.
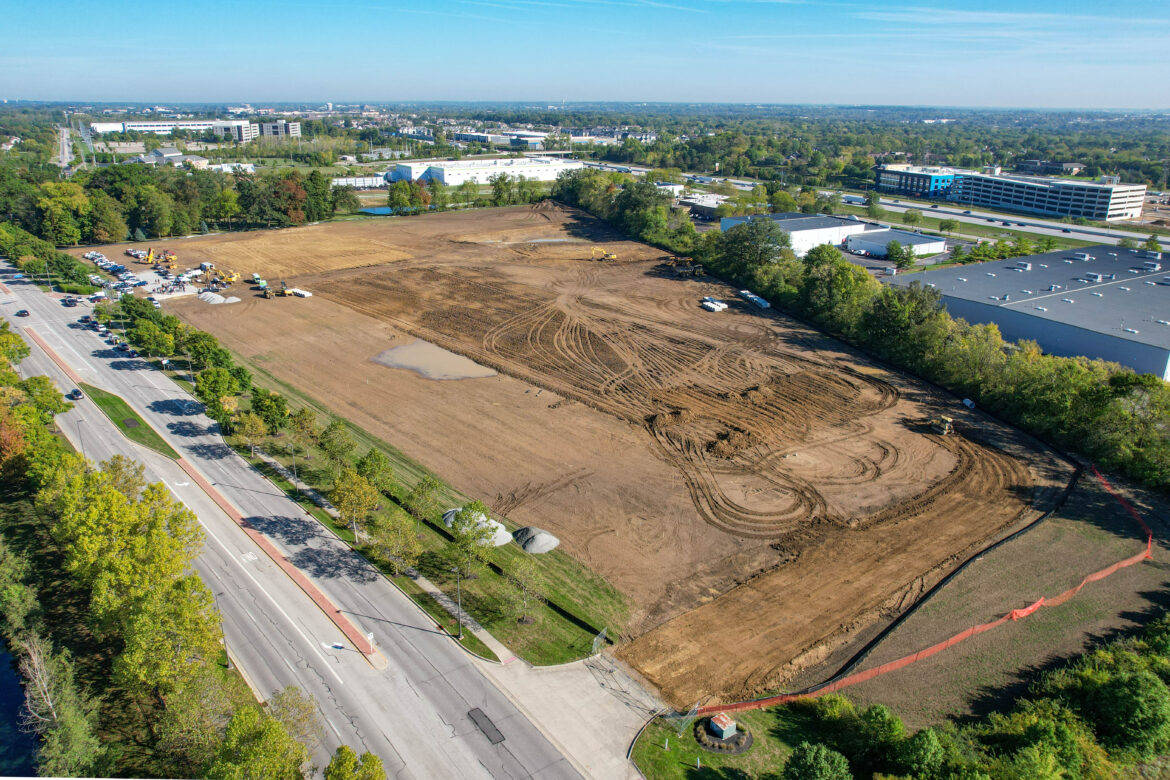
[90,120,260,143]
[951,169,1145,221]
[875,164,970,199]
[257,121,301,138]
[874,164,1147,222]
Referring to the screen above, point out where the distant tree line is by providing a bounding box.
[0,164,364,246]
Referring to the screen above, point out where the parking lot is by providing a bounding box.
[82,249,200,306]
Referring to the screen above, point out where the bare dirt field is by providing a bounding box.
[126,205,1072,706]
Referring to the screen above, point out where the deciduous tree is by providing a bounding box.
[332,466,378,543]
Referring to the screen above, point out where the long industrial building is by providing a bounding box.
[88,120,299,144]
[888,245,1170,379]
[874,164,1147,222]
[386,157,582,186]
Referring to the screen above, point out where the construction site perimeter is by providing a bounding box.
[104,204,1073,708]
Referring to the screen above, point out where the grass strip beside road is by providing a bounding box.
[236,445,501,662]
[230,355,630,666]
[79,383,180,459]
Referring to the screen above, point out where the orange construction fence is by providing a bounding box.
[697,468,1154,717]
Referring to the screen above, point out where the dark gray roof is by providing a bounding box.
[851,228,943,246]
[723,213,863,232]
[889,245,1170,349]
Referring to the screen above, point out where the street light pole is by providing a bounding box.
[213,590,232,670]
[451,567,464,641]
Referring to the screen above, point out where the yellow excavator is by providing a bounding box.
[928,416,954,435]
[277,280,292,297]
[591,246,617,261]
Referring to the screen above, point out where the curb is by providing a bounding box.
[175,458,379,660]
[244,449,509,666]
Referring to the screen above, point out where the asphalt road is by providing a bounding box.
[867,198,1154,245]
[2,275,581,779]
[55,127,71,168]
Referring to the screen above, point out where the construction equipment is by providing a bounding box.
[928,416,954,436]
[263,287,275,299]
[278,280,291,297]
[222,270,240,284]
[591,247,618,262]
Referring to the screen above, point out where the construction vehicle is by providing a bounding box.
[277,280,292,297]
[928,416,954,436]
[263,287,275,299]
[591,247,618,262]
[222,270,240,284]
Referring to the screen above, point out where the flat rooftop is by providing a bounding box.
[723,213,865,232]
[889,245,1170,350]
[854,228,942,246]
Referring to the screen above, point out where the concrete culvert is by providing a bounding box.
[442,508,512,546]
[513,526,560,554]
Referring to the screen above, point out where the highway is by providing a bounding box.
[1,274,582,779]
[865,197,1158,246]
[55,126,71,168]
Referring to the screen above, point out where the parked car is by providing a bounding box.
[115,343,130,352]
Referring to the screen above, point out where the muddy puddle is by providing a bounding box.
[371,339,497,380]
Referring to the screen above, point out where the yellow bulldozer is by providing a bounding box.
[928,415,954,436]
[591,247,617,262]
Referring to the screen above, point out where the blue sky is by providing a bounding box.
[3,0,1168,108]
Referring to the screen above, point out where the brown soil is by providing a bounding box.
[144,204,1070,707]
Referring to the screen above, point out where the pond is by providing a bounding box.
[0,641,37,775]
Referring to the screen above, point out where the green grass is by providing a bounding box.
[79,383,179,459]
[225,443,501,661]
[224,355,630,665]
[632,709,795,780]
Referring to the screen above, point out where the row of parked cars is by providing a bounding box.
[78,315,139,358]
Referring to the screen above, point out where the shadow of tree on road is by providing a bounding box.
[184,441,234,460]
[289,545,379,584]
[247,514,321,548]
[167,419,217,438]
[148,398,201,416]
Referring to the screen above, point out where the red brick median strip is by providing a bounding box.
[176,459,376,656]
[23,328,84,384]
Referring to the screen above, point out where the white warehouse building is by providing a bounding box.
[386,157,583,186]
[720,213,871,257]
[846,228,946,257]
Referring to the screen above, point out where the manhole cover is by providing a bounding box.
[123,418,140,428]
